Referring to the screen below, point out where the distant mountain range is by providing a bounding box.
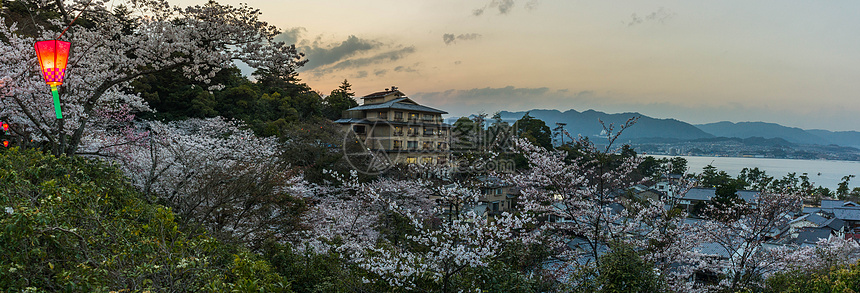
[497,109,860,148]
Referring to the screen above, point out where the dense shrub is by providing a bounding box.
[0,148,290,292]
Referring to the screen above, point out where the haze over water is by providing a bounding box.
[653,155,860,190]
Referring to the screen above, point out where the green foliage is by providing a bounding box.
[636,156,688,180]
[516,113,553,150]
[261,241,383,293]
[131,67,326,137]
[701,164,733,188]
[837,175,855,200]
[737,167,773,191]
[0,148,291,292]
[766,262,860,293]
[595,243,666,293]
[278,118,374,184]
[322,80,358,120]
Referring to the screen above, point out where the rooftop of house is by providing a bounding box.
[361,88,405,99]
[803,200,860,221]
[696,242,733,259]
[821,200,860,209]
[681,187,759,202]
[832,208,860,221]
[794,227,832,245]
[345,97,448,114]
[790,213,829,226]
[476,175,511,188]
[821,218,846,230]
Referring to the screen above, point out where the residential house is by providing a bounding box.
[787,213,829,238]
[802,200,860,230]
[674,187,759,214]
[476,176,519,216]
[793,227,833,246]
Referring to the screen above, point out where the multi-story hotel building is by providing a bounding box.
[335,87,451,166]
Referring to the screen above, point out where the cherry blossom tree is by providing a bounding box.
[781,236,860,274]
[0,0,305,156]
[101,117,312,247]
[301,168,535,292]
[696,190,802,291]
[508,118,714,291]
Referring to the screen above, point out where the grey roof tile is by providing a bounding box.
[347,97,447,114]
[795,228,831,244]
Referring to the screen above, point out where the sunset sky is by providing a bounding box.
[176,0,860,131]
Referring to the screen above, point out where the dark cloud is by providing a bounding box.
[394,65,418,73]
[443,34,455,45]
[626,7,675,27]
[300,35,380,70]
[273,27,306,45]
[354,71,368,78]
[473,0,534,16]
[318,46,415,74]
[443,33,482,45]
[496,0,515,14]
[374,69,387,76]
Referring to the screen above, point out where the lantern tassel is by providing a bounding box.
[51,85,62,119]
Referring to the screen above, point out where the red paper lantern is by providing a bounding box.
[2,141,8,148]
[34,40,71,86]
[1,122,7,132]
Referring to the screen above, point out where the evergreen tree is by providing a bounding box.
[322,79,358,120]
[516,113,552,150]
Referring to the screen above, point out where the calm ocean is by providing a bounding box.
[650,155,860,190]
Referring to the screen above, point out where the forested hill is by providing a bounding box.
[696,121,826,145]
[699,121,860,148]
[498,109,860,148]
[498,109,714,140]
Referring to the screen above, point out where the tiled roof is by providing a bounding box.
[790,213,828,226]
[795,228,831,245]
[696,242,731,259]
[808,200,860,221]
[833,208,860,221]
[333,118,370,124]
[802,207,824,214]
[822,218,846,230]
[362,89,404,99]
[682,188,758,202]
[346,97,448,114]
[820,200,860,209]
